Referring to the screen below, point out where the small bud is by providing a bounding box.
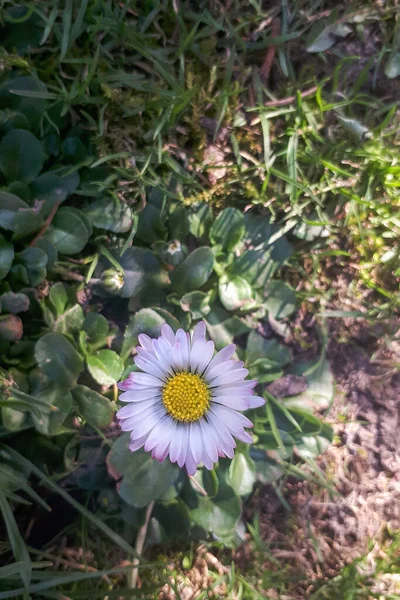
[101,269,124,294]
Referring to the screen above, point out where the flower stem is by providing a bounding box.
[128,500,154,591]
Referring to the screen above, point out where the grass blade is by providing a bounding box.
[0,491,31,589]
[60,0,73,60]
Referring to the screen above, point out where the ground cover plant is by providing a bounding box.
[0,0,399,598]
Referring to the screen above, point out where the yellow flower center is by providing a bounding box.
[162,372,210,422]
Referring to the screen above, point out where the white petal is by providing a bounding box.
[152,339,175,376]
[129,372,164,387]
[205,360,244,384]
[169,426,183,463]
[117,398,159,419]
[161,323,175,344]
[189,339,207,373]
[189,422,203,464]
[138,334,153,352]
[199,418,218,463]
[177,425,189,468]
[128,405,166,439]
[210,404,253,434]
[196,340,215,375]
[191,321,206,346]
[248,395,265,408]
[134,356,167,380]
[203,344,236,376]
[176,329,190,371]
[152,420,176,461]
[209,368,249,387]
[210,395,250,411]
[119,388,161,403]
[144,414,174,452]
[172,341,183,371]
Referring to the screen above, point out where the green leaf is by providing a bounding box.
[0,129,44,183]
[118,247,162,298]
[62,136,88,164]
[286,356,333,411]
[43,207,89,255]
[385,53,400,79]
[188,204,213,239]
[180,290,211,319]
[72,384,114,428]
[53,304,84,335]
[191,482,241,538]
[210,208,245,252]
[205,307,251,350]
[0,76,47,125]
[30,173,70,209]
[228,450,256,496]
[0,234,14,280]
[0,192,29,230]
[246,330,291,367]
[87,350,124,387]
[48,282,68,316]
[155,499,191,539]
[35,333,84,388]
[202,468,219,497]
[83,198,133,233]
[108,434,179,507]
[264,281,296,320]
[83,313,109,344]
[0,292,29,314]
[121,307,179,361]
[17,247,47,286]
[136,204,167,244]
[29,370,73,435]
[218,275,256,312]
[170,247,214,295]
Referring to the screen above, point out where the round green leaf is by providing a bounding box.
[35,333,84,388]
[72,384,114,428]
[108,434,179,507]
[31,173,70,209]
[155,500,191,539]
[121,307,179,361]
[17,247,48,286]
[264,281,296,320]
[62,137,88,164]
[0,233,14,280]
[246,330,291,367]
[180,290,211,319]
[0,76,47,125]
[83,198,133,233]
[218,275,256,312]
[210,208,245,252]
[170,247,214,295]
[228,450,256,496]
[83,313,109,344]
[43,207,89,255]
[0,292,29,314]
[191,483,242,538]
[87,350,124,387]
[0,129,45,183]
[118,247,162,298]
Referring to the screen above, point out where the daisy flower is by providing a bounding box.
[117,321,265,475]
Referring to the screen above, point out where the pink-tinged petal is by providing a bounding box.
[203,344,236,376]
[209,368,249,387]
[191,320,206,346]
[138,333,153,352]
[214,380,257,392]
[134,356,167,380]
[210,404,253,434]
[161,323,175,344]
[248,395,265,408]
[129,433,148,451]
[207,412,236,449]
[201,451,214,470]
[119,389,161,403]
[152,420,176,461]
[185,446,198,476]
[234,429,253,444]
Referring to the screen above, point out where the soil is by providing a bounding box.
[238,317,400,598]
